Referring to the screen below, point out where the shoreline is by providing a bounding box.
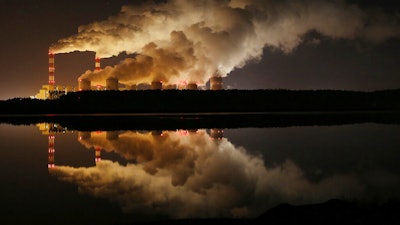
[1,110,400,131]
[1,109,400,117]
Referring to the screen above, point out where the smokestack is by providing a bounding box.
[151,81,162,90]
[106,78,118,90]
[95,56,101,71]
[48,52,55,86]
[78,78,91,91]
[48,135,55,168]
[95,146,101,162]
[187,83,198,90]
[210,77,222,90]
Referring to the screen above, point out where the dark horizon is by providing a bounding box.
[1,89,400,115]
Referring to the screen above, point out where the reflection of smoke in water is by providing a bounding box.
[49,130,366,219]
[49,0,400,86]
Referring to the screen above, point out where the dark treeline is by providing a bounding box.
[2,112,400,131]
[6,111,400,131]
[1,89,400,114]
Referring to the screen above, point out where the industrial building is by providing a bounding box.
[34,52,76,99]
[210,77,223,90]
[35,84,75,100]
[35,51,223,99]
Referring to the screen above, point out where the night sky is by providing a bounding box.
[0,0,399,100]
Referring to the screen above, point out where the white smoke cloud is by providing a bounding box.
[50,0,400,86]
[49,130,368,219]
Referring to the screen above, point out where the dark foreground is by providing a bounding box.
[1,89,400,114]
[1,111,400,130]
[132,199,400,225]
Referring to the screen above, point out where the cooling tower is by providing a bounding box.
[210,77,223,90]
[106,78,119,90]
[187,83,198,90]
[106,131,119,140]
[78,132,91,140]
[151,81,162,90]
[127,84,137,90]
[210,129,223,140]
[164,84,177,90]
[78,79,91,91]
[152,130,163,136]
[178,82,187,90]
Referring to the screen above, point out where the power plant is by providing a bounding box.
[95,56,101,72]
[35,51,76,99]
[38,124,223,169]
[210,77,223,91]
[34,52,223,99]
[49,52,55,86]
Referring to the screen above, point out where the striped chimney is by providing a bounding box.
[48,135,55,168]
[48,52,55,85]
[95,146,101,162]
[95,56,101,71]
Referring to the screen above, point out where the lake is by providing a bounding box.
[0,114,399,224]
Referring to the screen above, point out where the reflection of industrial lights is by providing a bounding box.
[177,129,189,136]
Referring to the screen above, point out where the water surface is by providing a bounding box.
[0,118,399,224]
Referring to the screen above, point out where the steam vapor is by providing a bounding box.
[50,130,370,219]
[49,0,400,86]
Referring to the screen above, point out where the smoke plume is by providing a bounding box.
[49,130,372,219]
[50,0,400,86]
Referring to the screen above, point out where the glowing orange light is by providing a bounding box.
[177,129,189,136]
